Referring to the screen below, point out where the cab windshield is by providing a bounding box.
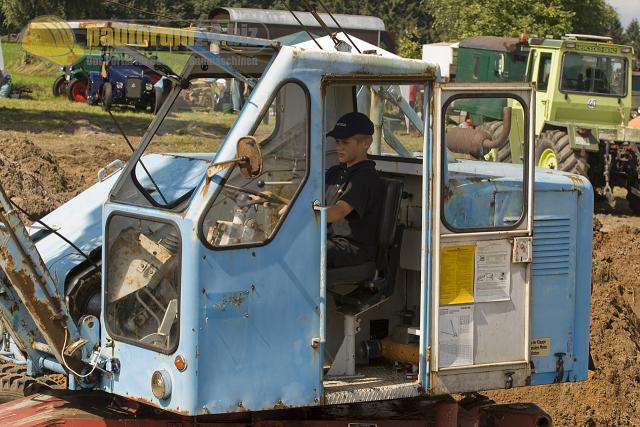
[560,52,627,96]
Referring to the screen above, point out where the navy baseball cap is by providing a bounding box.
[326,112,374,139]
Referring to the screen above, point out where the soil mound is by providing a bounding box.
[0,136,69,219]
[488,225,640,426]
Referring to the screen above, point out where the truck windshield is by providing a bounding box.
[560,52,627,96]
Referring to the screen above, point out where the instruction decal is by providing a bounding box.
[438,304,474,368]
[474,240,511,302]
[440,245,475,305]
[530,337,551,357]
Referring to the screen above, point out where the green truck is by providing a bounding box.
[454,34,640,212]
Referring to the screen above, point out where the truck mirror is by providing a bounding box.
[206,136,263,179]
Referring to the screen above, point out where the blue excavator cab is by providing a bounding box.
[0,22,592,417]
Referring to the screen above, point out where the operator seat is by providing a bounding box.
[327,177,404,315]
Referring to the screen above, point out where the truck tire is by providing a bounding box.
[482,121,511,163]
[52,75,67,97]
[0,365,51,404]
[628,194,640,214]
[101,82,113,111]
[536,130,589,176]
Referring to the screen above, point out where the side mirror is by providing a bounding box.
[206,136,263,179]
[494,54,505,78]
[236,136,263,179]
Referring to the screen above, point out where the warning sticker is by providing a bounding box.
[439,245,475,305]
[530,337,551,357]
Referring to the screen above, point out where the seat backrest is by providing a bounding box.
[375,177,403,266]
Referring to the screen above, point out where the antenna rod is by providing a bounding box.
[283,2,323,50]
[315,0,361,53]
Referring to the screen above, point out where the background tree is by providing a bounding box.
[624,19,640,60]
[603,5,625,44]
[427,0,573,41]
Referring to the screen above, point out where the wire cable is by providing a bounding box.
[9,200,98,270]
[61,327,104,379]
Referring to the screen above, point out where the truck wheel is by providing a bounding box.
[52,75,67,97]
[482,121,511,163]
[101,82,113,111]
[67,78,88,103]
[0,366,50,404]
[628,193,640,214]
[536,130,589,176]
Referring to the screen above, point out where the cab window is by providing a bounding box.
[200,82,309,248]
[537,53,552,91]
[441,96,527,231]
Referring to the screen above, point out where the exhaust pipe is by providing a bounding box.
[445,107,512,158]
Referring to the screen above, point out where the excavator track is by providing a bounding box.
[0,361,64,404]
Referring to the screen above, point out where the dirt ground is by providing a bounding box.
[2,112,640,425]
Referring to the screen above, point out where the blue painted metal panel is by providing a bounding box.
[529,171,592,385]
[101,49,329,414]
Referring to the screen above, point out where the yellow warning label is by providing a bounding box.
[439,245,475,305]
[530,337,551,357]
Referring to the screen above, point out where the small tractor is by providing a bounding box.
[0,18,593,426]
[452,34,640,212]
[51,54,102,103]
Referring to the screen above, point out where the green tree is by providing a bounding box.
[0,0,104,31]
[427,0,622,42]
[427,0,573,41]
[603,6,624,44]
[624,19,640,59]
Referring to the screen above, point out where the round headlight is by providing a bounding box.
[151,370,172,400]
[146,83,153,91]
[115,81,124,89]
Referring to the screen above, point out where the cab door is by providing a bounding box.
[530,50,554,135]
[429,83,535,393]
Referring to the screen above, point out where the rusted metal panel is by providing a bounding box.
[0,185,84,373]
[0,270,46,368]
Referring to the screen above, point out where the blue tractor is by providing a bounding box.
[87,57,162,112]
[0,22,592,425]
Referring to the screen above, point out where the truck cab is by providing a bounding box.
[526,34,633,138]
[0,27,593,417]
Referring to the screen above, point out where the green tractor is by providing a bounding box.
[455,34,640,212]
[52,54,102,102]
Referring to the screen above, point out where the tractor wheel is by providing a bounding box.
[536,130,589,176]
[482,121,511,163]
[52,75,67,97]
[101,82,113,111]
[67,78,88,103]
[0,364,50,404]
